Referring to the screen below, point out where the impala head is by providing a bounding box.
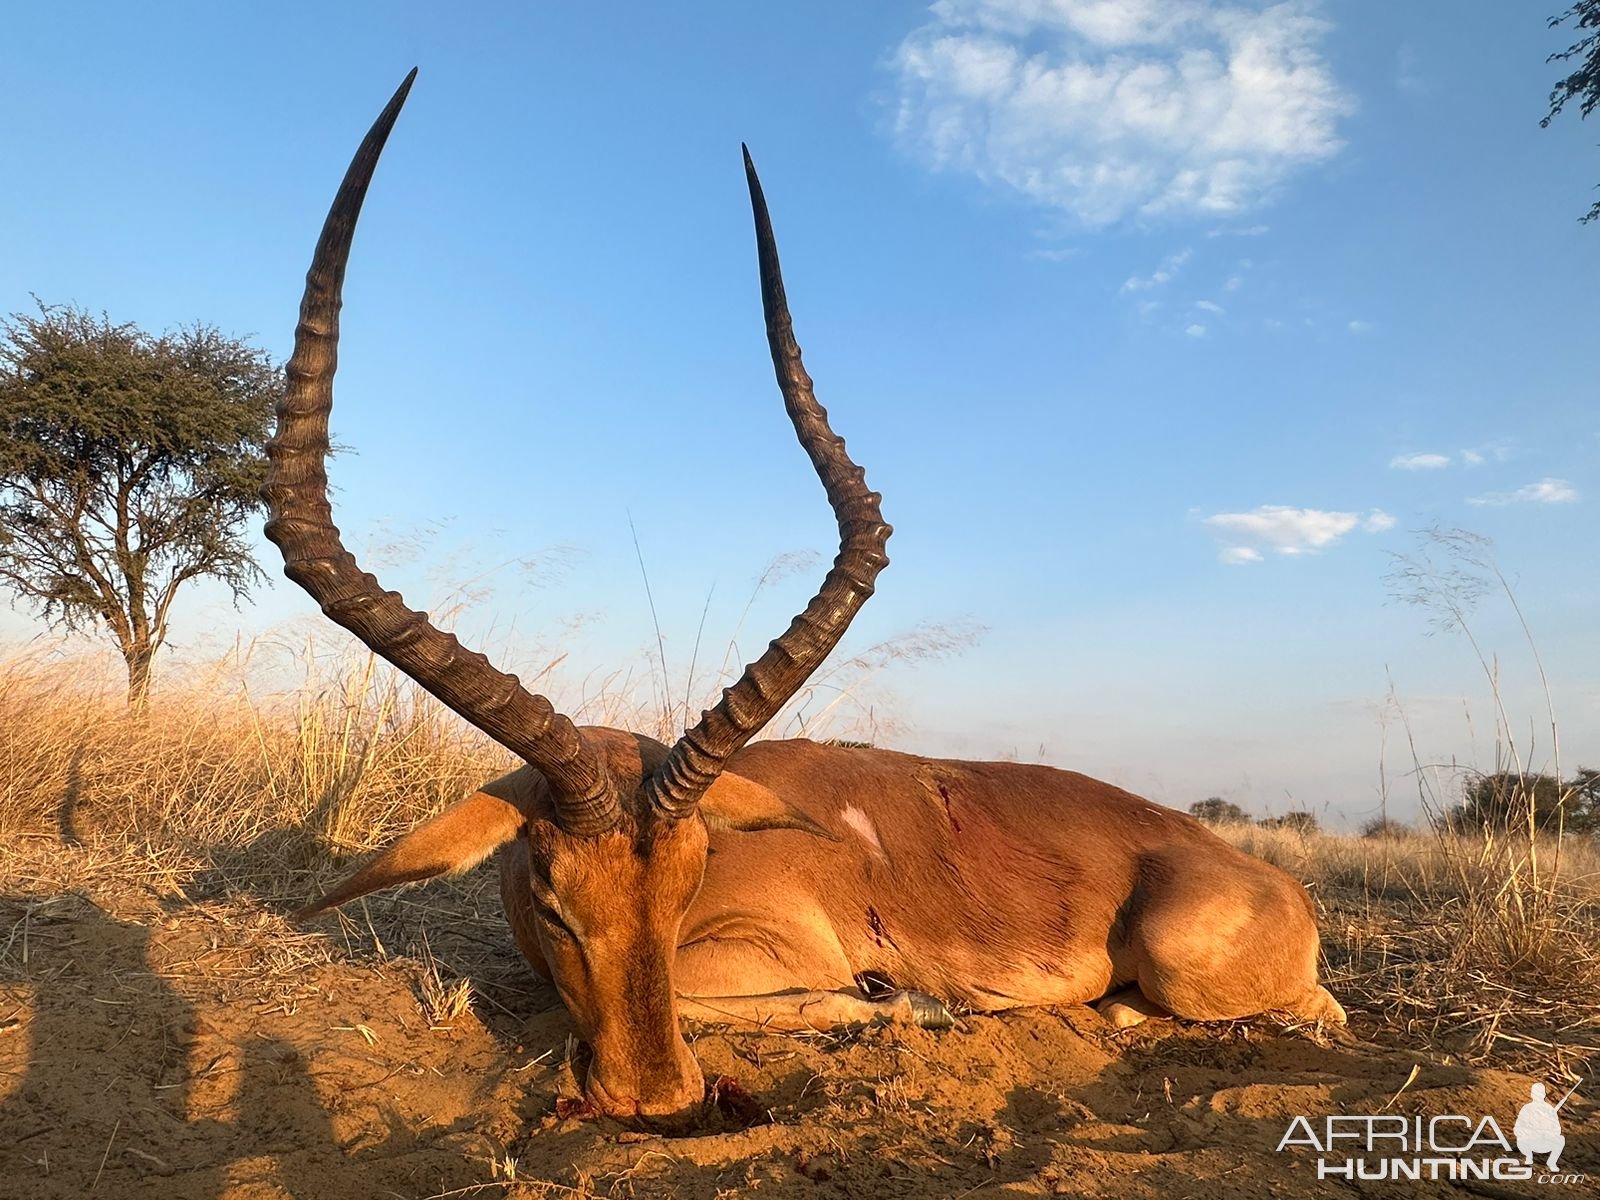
[261,71,887,1125]
[499,731,711,1123]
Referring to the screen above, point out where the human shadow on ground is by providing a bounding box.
[0,891,509,1200]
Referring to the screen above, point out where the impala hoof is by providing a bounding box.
[901,990,956,1030]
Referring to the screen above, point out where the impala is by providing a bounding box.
[265,71,1347,1125]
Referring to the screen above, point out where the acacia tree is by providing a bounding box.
[0,303,283,705]
[1446,769,1600,835]
[1545,1,1600,222]
[1189,797,1248,825]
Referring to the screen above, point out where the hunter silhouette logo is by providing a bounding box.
[1515,1081,1577,1170]
[1277,1078,1587,1184]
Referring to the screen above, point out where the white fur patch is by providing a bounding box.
[840,804,884,857]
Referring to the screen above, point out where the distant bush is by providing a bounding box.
[1361,816,1412,840]
[1440,769,1600,836]
[1189,797,1249,825]
[1258,811,1319,834]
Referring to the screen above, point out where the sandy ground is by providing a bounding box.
[0,853,1593,1199]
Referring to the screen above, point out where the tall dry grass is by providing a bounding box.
[1301,527,1600,1073]
[0,613,941,868]
[0,643,513,888]
[1219,818,1600,1073]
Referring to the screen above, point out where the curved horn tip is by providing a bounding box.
[382,67,420,115]
[360,69,418,136]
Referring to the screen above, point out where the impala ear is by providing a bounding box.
[699,772,840,841]
[295,786,528,921]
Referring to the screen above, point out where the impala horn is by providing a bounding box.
[644,147,891,819]
[261,70,622,837]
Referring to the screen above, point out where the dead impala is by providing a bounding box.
[264,71,1346,1125]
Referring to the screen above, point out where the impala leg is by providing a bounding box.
[1120,849,1349,1029]
[678,988,953,1032]
[1095,986,1171,1029]
[673,934,953,1032]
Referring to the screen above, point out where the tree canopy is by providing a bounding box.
[1258,811,1320,835]
[1545,1,1600,222]
[1360,816,1412,840]
[1189,797,1249,825]
[1446,769,1600,835]
[0,302,283,704]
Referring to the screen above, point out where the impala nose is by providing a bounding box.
[584,1063,707,1131]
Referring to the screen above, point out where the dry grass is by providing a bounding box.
[0,606,967,869]
[1220,823,1600,1075]
[0,643,516,896]
[416,932,475,1027]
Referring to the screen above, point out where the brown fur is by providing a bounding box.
[303,728,1345,1123]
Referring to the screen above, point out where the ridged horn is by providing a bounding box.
[261,70,621,837]
[645,147,891,819]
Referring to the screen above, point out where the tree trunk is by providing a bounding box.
[125,642,154,712]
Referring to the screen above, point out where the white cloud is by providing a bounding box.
[1121,247,1191,291]
[1460,440,1514,466]
[1203,504,1393,561]
[1347,319,1373,334]
[1389,452,1450,470]
[1185,322,1208,337]
[1207,223,1270,237]
[1402,442,1513,471]
[1467,478,1580,507]
[890,0,1352,226]
[1362,510,1396,533]
[1195,299,1225,314]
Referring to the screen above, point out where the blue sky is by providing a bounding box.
[3,2,1594,826]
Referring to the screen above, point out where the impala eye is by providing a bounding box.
[532,894,576,939]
